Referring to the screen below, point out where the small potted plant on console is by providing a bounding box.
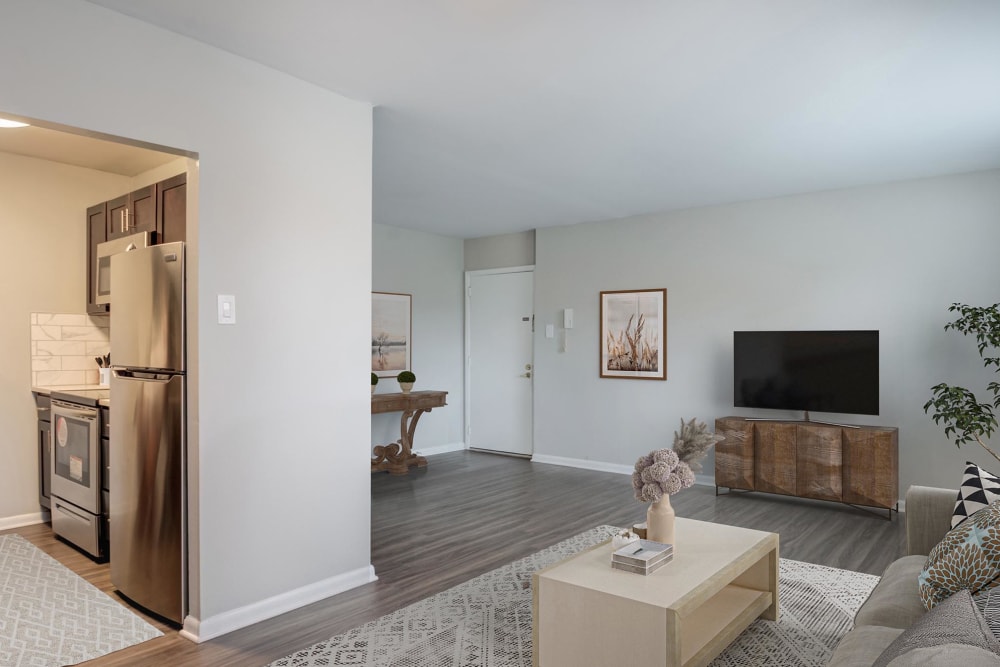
[397,370,416,394]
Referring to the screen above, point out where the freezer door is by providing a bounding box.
[110,370,186,623]
[110,242,185,372]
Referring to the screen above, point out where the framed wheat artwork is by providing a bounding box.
[372,292,412,377]
[599,288,667,380]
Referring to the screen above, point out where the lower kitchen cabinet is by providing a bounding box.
[36,394,51,509]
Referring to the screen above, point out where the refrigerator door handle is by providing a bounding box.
[113,368,176,382]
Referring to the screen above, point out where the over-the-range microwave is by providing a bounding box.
[95,231,150,306]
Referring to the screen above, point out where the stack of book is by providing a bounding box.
[611,539,673,575]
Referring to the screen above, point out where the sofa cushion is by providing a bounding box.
[884,644,1000,666]
[854,555,927,629]
[953,462,1000,529]
[828,626,905,667]
[873,589,1000,667]
[919,502,1000,609]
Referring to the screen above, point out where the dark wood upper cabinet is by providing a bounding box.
[86,202,109,314]
[105,194,128,240]
[106,185,156,240]
[156,173,187,244]
[86,172,187,311]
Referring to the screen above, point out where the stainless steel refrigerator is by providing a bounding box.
[109,242,186,624]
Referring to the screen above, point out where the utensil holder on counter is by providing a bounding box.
[99,368,111,386]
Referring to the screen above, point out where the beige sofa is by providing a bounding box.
[828,485,960,666]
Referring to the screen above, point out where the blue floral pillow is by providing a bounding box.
[920,502,1000,610]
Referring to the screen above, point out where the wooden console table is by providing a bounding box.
[371,390,448,475]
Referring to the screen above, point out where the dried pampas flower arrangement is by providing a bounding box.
[671,418,724,474]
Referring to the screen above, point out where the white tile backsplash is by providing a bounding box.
[30,312,110,387]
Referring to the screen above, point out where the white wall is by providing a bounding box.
[0,151,130,529]
[372,224,465,453]
[534,170,1000,494]
[0,0,373,640]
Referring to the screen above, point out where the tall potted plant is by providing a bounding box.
[923,303,1000,465]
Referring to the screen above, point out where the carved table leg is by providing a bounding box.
[371,408,432,475]
[395,408,429,473]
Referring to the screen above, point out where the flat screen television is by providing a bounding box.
[733,330,879,416]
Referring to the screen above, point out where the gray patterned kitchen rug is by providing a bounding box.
[0,533,162,666]
[269,525,879,667]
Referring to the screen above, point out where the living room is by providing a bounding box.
[380,169,1000,496]
[3,2,1000,666]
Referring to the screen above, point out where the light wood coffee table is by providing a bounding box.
[532,518,779,667]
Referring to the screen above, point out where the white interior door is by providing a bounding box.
[466,269,533,456]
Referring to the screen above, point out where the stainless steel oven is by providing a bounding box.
[51,399,103,557]
[95,231,149,306]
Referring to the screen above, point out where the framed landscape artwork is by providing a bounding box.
[372,292,411,377]
[599,288,667,380]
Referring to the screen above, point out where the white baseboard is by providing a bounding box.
[180,564,377,643]
[694,473,715,488]
[413,441,466,457]
[0,511,48,530]
[530,455,717,489]
[530,453,632,476]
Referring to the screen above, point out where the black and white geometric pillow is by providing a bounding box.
[953,462,1000,529]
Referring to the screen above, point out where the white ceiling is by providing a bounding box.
[0,124,180,177]
[83,0,1000,238]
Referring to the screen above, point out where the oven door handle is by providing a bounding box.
[52,405,99,421]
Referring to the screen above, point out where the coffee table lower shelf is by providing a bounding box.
[683,585,772,666]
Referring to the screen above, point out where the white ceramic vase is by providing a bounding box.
[399,382,414,394]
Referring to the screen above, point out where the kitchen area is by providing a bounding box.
[3,118,193,626]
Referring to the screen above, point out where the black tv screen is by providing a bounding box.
[733,330,879,416]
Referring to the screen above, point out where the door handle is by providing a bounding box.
[54,501,91,524]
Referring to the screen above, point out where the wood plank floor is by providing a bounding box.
[2,450,906,666]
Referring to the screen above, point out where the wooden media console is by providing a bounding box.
[714,417,898,517]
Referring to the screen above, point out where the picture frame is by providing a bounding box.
[372,292,412,377]
[599,288,667,380]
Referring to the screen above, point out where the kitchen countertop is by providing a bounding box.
[33,384,110,407]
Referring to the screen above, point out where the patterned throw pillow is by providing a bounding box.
[920,502,1000,610]
[953,462,1000,529]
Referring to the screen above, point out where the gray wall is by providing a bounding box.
[2,0,373,639]
[533,169,1000,494]
[372,224,466,452]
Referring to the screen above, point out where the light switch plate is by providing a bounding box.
[218,294,236,325]
[545,324,555,338]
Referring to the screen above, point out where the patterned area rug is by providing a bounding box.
[0,533,162,667]
[270,526,879,667]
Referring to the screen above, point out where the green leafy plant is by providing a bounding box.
[923,303,1000,465]
[397,370,416,383]
[371,372,379,386]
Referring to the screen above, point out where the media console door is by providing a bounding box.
[714,417,898,511]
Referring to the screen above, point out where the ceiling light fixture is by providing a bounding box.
[0,118,30,128]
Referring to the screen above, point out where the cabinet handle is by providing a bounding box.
[119,210,125,233]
